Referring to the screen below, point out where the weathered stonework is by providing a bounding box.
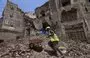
[35,2,52,29]
[0,0,24,40]
[35,0,90,43]
[24,12,37,37]
[2,0,24,32]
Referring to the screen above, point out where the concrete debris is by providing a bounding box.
[0,38,89,58]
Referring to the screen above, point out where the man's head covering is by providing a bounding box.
[45,26,50,31]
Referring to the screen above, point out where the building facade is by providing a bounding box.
[2,0,24,32]
[49,0,90,42]
[0,0,24,40]
[35,0,90,43]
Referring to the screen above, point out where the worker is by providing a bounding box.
[45,27,63,56]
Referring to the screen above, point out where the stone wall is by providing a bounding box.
[35,2,52,30]
[0,0,24,40]
[1,0,24,33]
[0,31,17,40]
[37,0,90,42]
[24,13,37,37]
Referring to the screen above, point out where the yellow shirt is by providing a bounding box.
[50,34,59,42]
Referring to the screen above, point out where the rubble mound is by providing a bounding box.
[0,37,90,58]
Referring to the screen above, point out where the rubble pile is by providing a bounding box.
[0,37,90,58]
[0,39,31,58]
[64,40,90,58]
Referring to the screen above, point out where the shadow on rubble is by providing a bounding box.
[29,39,44,52]
[0,40,4,43]
[44,50,58,57]
[32,46,43,52]
[29,43,43,52]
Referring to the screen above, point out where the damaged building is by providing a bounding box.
[24,12,36,37]
[35,2,51,30]
[0,0,90,43]
[35,0,90,43]
[0,0,38,41]
[0,0,25,41]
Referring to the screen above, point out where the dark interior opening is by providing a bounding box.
[26,28,30,36]
[42,22,50,29]
[11,25,14,27]
[89,0,90,2]
[10,15,13,18]
[61,8,77,22]
[49,16,52,20]
[30,21,36,30]
[10,5,14,10]
[0,40,4,43]
[62,0,70,6]
[40,10,45,16]
[37,15,39,18]
[85,7,88,12]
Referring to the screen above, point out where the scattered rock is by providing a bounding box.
[0,37,90,58]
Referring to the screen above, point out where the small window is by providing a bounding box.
[37,16,39,18]
[40,11,45,16]
[10,15,13,18]
[49,16,52,20]
[10,6,14,10]
[62,0,71,6]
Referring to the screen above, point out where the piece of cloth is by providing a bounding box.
[40,28,48,35]
[49,33,60,42]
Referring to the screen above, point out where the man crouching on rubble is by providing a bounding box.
[45,26,64,56]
